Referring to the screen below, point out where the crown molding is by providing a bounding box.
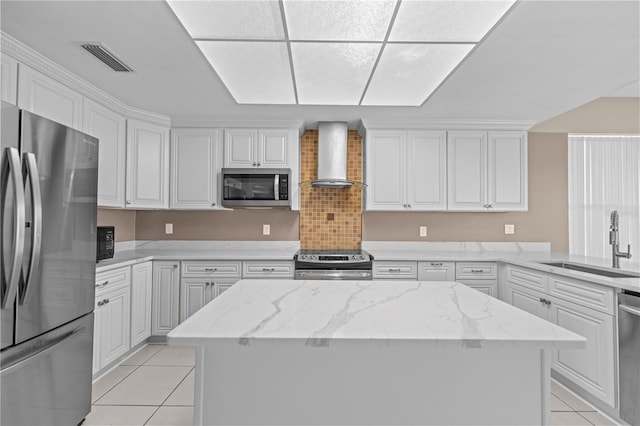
[171,117,306,134]
[359,119,536,132]
[2,31,171,126]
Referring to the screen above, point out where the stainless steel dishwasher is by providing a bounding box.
[619,290,640,426]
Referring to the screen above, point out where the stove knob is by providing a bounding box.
[300,255,307,260]
[311,255,316,260]
[352,255,357,260]
[359,255,366,260]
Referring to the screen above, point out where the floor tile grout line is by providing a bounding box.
[575,411,599,426]
[142,405,163,426]
[160,366,195,407]
[92,364,141,404]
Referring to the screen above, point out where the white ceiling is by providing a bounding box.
[1,0,638,129]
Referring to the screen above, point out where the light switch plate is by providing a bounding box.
[165,223,173,234]
[504,224,515,235]
[263,224,271,235]
[419,226,427,237]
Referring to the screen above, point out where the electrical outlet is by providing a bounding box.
[504,224,515,235]
[165,223,173,234]
[420,226,428,237]
[263,224,271,235]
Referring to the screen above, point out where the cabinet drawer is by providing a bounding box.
[181,261,241,278]
[243,261,294,278]
[548,274,614,315]
[96,266,131,295]
[418,261,455,281]
[373,262,417,280]
[455,262,497,280]
[505,265,547,292]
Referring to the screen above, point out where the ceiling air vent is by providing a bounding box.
[80,43,134,72]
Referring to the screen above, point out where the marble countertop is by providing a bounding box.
[167,279,586,349]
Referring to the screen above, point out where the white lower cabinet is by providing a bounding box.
[456,262,498,297]
[373,261,418,280]
[130,262,153,347]
[504,265,616,408]
[418,261,455,281]
[152,261,180,336]
[93,267,131,375]
[181,278,215,322]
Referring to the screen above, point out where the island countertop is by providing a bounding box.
[167,279,585,349]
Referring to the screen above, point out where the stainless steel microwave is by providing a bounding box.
[221,168,291,207]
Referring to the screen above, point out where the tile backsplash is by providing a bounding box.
[300,130,363,250]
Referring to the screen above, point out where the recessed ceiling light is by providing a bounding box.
[196,41,295,104]
[362,44,474,106]
[389,1,517,42]
[291,42,381,105]
[283,0,397,41]
[167,0,285,40]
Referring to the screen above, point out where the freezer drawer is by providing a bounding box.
[1,313,93,426]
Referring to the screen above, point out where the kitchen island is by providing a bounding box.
[168,279,585,425]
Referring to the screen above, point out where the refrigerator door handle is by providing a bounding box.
[0,324,86,377]
[1,147,26,309]
[19,153,42,305]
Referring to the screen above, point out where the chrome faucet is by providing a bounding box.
[610,211,631,268]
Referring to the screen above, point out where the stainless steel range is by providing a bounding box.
[294,250,373,280]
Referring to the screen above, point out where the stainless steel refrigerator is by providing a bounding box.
[1,101,97,425]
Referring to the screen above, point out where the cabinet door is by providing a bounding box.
[406,131,447,210]
[83,98,126,207]
[418,261,455,281]
[488,131,527,211]
[447,130,487,211]
[506,283,549,320]
[1,53,18,105]
[550,297,615,406]
[365,131,405,210]
[152,262,180,335]
[259,129,291,167]
[458,280,497,298]
[130,262,153,347]
[170,129,219,209]
[100,287,131,367]
[224,129,258,167]
[181,278,215,322]
[17,64,82,130]
[126,119,170,208]
[92,298,103,375]
[214,279,239,298]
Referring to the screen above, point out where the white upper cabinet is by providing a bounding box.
[1,54,18,105]
[448,130,527,211]
[126,119,170,208]
[365,130,447,211]
[224,128,294,168]
[17,64,82,130]
[488,131,528,211]
[170,128,220,209]
[83,98,127,208]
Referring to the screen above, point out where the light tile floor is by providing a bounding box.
[87,344,621,426]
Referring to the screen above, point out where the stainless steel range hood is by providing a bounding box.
[311,122,353,188]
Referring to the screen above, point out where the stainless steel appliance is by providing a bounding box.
[1,101,98,425]
[294,250,373,280]
[97,225,115,262]
[221,168,291,207]
[619,290,640,426]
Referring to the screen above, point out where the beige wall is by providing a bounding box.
[97,208,137,242]
[135,209,299,241]
[362,133,570,251]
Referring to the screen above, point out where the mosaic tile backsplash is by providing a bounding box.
[300,130,363,250]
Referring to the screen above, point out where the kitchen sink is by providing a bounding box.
[540,262,640,278]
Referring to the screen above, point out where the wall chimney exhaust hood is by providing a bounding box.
[311,122,362,189]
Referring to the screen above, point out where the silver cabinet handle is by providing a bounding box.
[262,268,276,272]
[257,163,261,167]
[252,163,257,167]
[212,202,216,206]
[96,280,109,288]
[430,262,443,266]
[97,301,104,307]
[1,147,26,309]
[407,204,411,208]
[387,268,402,272]
[539,298,551,306]
[126,200,131,204]
[204,268,218,272]
[103,299,109,305]
[173,264,178,269]
[20,153,42,305]
[620,304,640,317]
[471,269,484,273]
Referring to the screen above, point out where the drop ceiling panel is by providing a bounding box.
[167,0,284,40]
[389,0,516,42]
[291,42,381,105]
[283,0,396,41]
[362,44,474,106]
[196,41,295,104]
